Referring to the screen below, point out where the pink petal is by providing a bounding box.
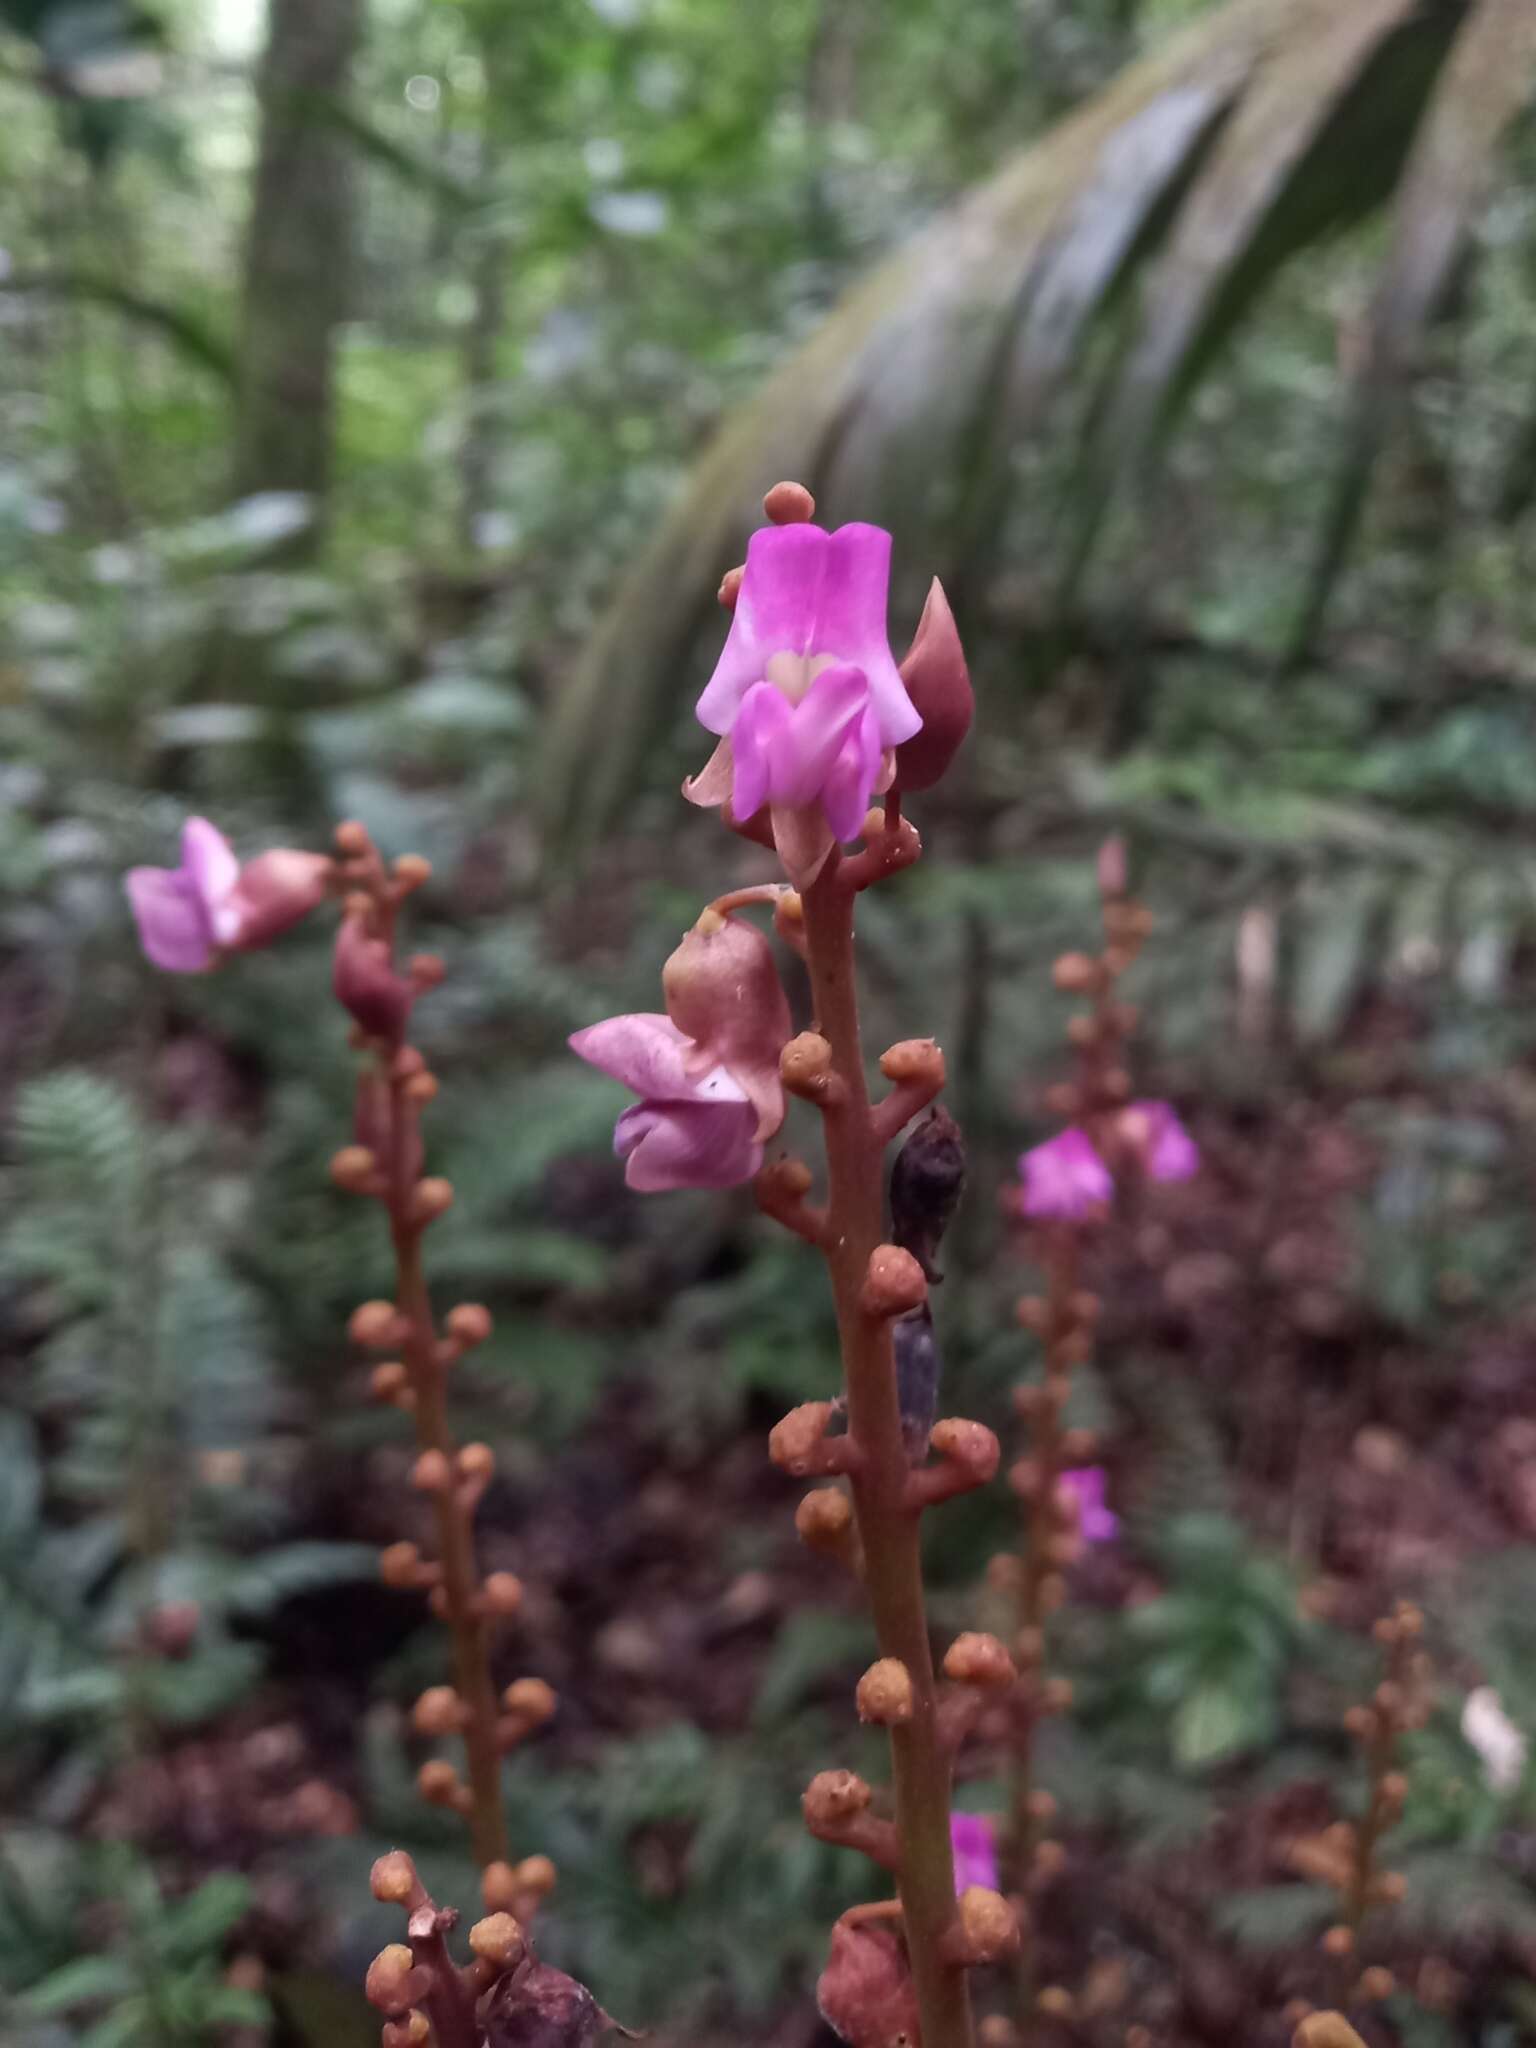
[697,523,831,734]
[1137,1100,1199,1182]
[1059,1466,1119,1543]
[682,735,736,810]
[1020,1128,1112,1220]
[180,818,240,942]
[814,525,919,745]
[776,663,871,806]
[950,1814,999,1895]
[570,1013,700,1102]
[820,699,882,842]
[731,682,792,823]
[125,866,214,973]
[614,1094,761,1191]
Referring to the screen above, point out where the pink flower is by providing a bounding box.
[1019,1129,1112,1221]
[569,1014,763,1193]
[333,913,415,1043]
[661,910,791,1141]
[125,817,329,973]
[1131,1100,1199,1183]
[1058,1466,1118,1544]
[685,522,920,884]
[950,1813,998,1894]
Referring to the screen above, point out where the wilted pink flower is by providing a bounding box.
[1122,1100,1199,1182]
[1019,1128,1112,1221]
[126,817,329,973]
[333,914,414,1042]
[661,911,791,1141]
[1058,1466,1118,1543]
[569,1014,763,1192]
[950,1812,998,1894]
[685,522,920,884]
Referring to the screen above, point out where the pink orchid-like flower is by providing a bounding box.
[1019,1128,1112,1221]
[126,817,329,973]
[950,1813,999,1895]
[1130,1099,1199,1183]
[685,522,921,885]
[569,1013,763,1193]
[1058,1466,1119,1544]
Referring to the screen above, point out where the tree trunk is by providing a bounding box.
[231,0,363,544]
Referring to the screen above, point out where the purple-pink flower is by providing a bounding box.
[1128,1099,1199,1183]
[125,817,245,973]
[950,1812,998,1895]
[126,818,331,974]
[569,1013,763,1193]
[685,521,921,883]
[1019,1128,1112,1221]
[1058,1466,1118,1544]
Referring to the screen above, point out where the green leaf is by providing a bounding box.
[24,1955,135,2015]
[1172,1675,1269,1767]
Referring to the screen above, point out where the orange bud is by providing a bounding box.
[447,1302,493,1347]
[944,1632,1015,1688]
[370,1851,419,1905]
[350,1300,404,1349]
[802,1769,872,1826]
[482,1572,524,1616]
[764,480,815,524]
[514,1854,557,1899]
[861,1244,927,1319]
[856,1658,914,1725]
[411,1451,452,1493]
[412,1686,465,1736]
[468,1913,525,1968]
[502,1677,557,1726]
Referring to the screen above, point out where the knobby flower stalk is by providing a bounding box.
[986,850,1196,2029]
[570,482,1011,2048]
[1287,1600,1428,2019]
[125,813,562,2037]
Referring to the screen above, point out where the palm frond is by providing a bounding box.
[542,0,1536,852]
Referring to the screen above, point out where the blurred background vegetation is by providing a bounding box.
[3,0,1536,2041]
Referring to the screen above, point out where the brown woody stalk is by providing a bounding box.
[804,856,971,2048]
[334,823,553,1896]
[1290,1602,1425,2014]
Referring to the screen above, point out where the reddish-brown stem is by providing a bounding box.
[385,1080,508,1870]
[799,854,973,2048]
[407,1903,479,2048]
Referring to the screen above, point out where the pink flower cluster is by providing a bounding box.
[1018,1102,1198,1221]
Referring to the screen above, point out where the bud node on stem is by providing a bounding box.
[856,1658,915,1725]
[860,1244,928,1320]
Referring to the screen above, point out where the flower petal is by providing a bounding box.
[570,1013,743,1105]
[125,866,214,973]
[731,682,793,822]
[697,523,831,734]
[815,525,920,745]
[820,699,882,842]
[1137,1100,1199,1182]
[1019,1128,1112,1220]
[615,1094,761,1191]
[682,735,736,810]
[180,817,241,941]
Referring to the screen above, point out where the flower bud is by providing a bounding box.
[1359,1969,1395,2001]
[957,1887,1022,1964]
[482,1571,524,1616]
[334,914,414,1042]
[410,1177,454,1224]
[1053,952,1101,994]
[468,1913,525,1968]
[718,564,744,608]
[380,1542,424,1588]
[230,849,332,950]
[480,1861,519,1912]
[780,1030,835,1099]
[769,1401,838,1476]
[861,1244,927,1320]
[350,1299,405,1349]
[330,1145,377,1193]
[878,1037,946,1090]
[764,480,816,523]
[856,1658,914,1725]
[447,1302,493,1347]
[417,1759,464,1807]
[371,1852,420,1905]
[663,913,791,1140]
[893,580,972,792]
[502,1677,557,1726]
[458,1443,494,1485]
[796,1486,854,1552]
[412,1686,465,1736]
[1295,2012,1369,2048]
[394,853,431,890]
[366,1945,430,2016]
[803,1769,872,1826]
[411,1451,452,1493]
[1037,1986,1074,2019]
[930,1416,1000,1485]
[514,1854,557,1899]
[944,1632,1015,1688]
[368,1361,408,1404]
